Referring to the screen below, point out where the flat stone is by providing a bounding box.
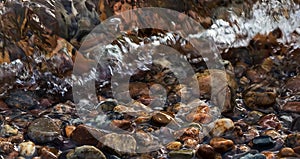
[97,133,136,156]
[282,102,300,113]
[285,133,300,148]
[278,147,297,157]
[240,153,266,159]
[4,90,38,110]
[70,124,106,146]
[258,114,282,130]
[166,141,182,151]
[168,149,194,159]
[66,145,106,159]
[27,118,61,144]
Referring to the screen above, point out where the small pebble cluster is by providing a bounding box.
[0,0,300,159]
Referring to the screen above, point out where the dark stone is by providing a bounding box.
[4,90,39,110]
[250,136,275,151]
[291,117,300,131]
[196,144,216,159]
[70,124,106,146]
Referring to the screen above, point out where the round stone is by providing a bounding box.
[211,118,234,137]
[209,137,234,153]
[278,147,296,157]
[27,118,61,144]
[196,144,216,159]
[70,124,106,146]
[285,133,300,148]
[151,112,174,126]
[0,124,18,137]
[19,141,36,157]
[66,145,106,159]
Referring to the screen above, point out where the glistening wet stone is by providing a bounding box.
[66,145,106,159]
[27,117,61,144]
[249,136,276,151]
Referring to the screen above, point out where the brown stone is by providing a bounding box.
[209,137,234,153]
[258,114,282,130]
[196,144,216,159]
[70,125,106,146]
[0,141,14,154]
[285,76,300,93]
[211,118,234,137]
[282,102,300,113]
[166,141,182,151]
[278,147,296,157]
[65,125,76,138]
[285,133,300,148]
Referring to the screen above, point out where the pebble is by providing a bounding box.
[151,112,174,126]
[97,99,118,112]
[240,153,266,159]
[0,124,18,137]
[4,90,39,110]
[64,125,76,138]
[186,105,212,124]
[70,124,106,146]
[293,146,300,155]
[166,141,182,151]
[27,118,61,144]
[66,145,106,159]
[0,141,14,154]
[211,118,234,137]
[19,141,36,157]
[261,151,276,159]
[98,133,136,155]
[168,149,194,159]
[285,133,300,148]
[183,138,198,148]
[40,147,58,159]
[249,136,276,151]
[196,144,216,159]
[243,111,264,125]
[209,137,234,153]
[282,102,300,113]
[258,114,282,130]
[262,130,281,139]
[278,147,297,157]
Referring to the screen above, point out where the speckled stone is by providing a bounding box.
[166,141,182,151]
[0,124,18,137]
[258,114,282,130]
[211,118,234,137]
[40,147,58,159]
[196,144,216,159]
[240,153,266,159]
[27,118,61,144]
[285,133,300,148]
[0,141,14,154]
[168,149,194,159]
[66,145,106,159]
[151,112,174,126]
[19,141,36,157]
[210,137,234,153]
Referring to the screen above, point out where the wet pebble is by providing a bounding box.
[4,90,39,110]
[166,141,182,151]
[243,111,264,125]
[70,124,106,146]
[291,117,300,131]
[39,147,58,159]
[285,133,300,148]
[0,124,18,137]
[249,136,275,151]
[209,137,234,153]
[282,102,300,113]
[27,117,61,144]
[97,133,136,156]
[211,118,234,137]
[66,145,106,159]
[196,144,216,159]
[151,112,174,126]
[0,141,14,154]
[240,153,266,159]
[258,114,282,130]
[168,149,194,159]
[19,141,36,157]
[278,147,297,157]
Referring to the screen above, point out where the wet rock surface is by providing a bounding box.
[0,0,299,158]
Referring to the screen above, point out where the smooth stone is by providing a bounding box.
[40,147,58,159]
[166,141,182,151]
[282,102,300,113]
[209,137,234,153]
[4,90,38,110]
[97,99,118,112]
[243,111,264,125]
[98,133,136,156]
[151,112,174,126]
[64,125,76,138]
[293,146,300,155]
[70,124,106,146]
[240,153,266,159]
[249,136,275,151]
[211,118,234,137]
[19,141,36,157]
[278,147,297,157]
[0,124,18,137]
[66,145,106,159]
[168,149,194,159]
[262,129,281,139]
[285,133,300,148]
[284,76,300,93]
[27,118,61,144]
[196,144,216,159]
